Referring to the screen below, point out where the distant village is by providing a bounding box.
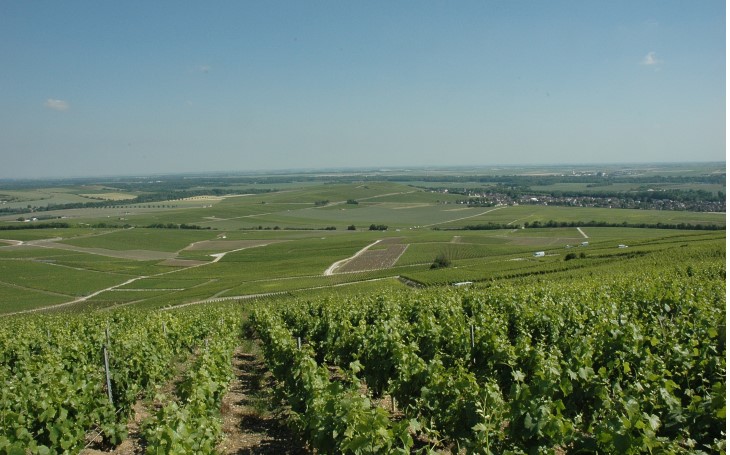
[448,191,725,213]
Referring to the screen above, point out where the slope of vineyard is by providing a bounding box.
[0,239,724,453]
[0,304,242,454]
[249,242,725,453]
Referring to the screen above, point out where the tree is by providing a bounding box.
[431,254,451,269]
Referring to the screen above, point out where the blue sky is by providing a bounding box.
[0,1,725,178]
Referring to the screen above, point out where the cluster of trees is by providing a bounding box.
[523,220,725,231]
[459,222,512,230]
[430,253,451,269]
[0,222,70,231]
[369,224,388,231]
[146,223,210,230]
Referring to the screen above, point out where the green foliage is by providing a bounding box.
[368,224,388,231]
[142,331,237,454]
[0,304,241,453]
[0,222,70,231]
[430,253,451,269]
[250,311,414,453]
[250,253,726,453]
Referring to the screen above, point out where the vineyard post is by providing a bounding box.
[103,345,113,406]
[297,337,302,350]
[162,321,167,336]
[470,324,475,365]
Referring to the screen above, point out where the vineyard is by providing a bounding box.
[0,242,725,453]
[249,244,726,453]
[0,304,241,454]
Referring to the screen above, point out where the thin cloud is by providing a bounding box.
[44,99,69,111]
[641,51,660,66]
[190,65,211,74]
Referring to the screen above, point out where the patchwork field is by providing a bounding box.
[0,171,724,314]
[0,166,724,454]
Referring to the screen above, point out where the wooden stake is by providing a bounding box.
[103,345,113,406]
[470,324,476,365]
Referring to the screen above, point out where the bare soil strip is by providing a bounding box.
[218,346,306,454]
[158,258,209,267]
[577,227,589,238]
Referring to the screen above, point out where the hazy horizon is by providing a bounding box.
[0,160,723,183]
[1,1,726,179]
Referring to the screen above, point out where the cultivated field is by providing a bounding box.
[0,176,723,314]
[0,165,725,453]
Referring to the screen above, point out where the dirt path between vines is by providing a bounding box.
[217,345,307,454]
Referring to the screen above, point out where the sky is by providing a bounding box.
[0,1,726,178]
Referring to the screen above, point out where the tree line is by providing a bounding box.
[454,220,725,231]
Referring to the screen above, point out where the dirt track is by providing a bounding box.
[184,240,283,251]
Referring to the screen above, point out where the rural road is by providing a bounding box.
[577,227,589,238]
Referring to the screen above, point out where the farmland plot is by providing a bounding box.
[336,243,409,273]
[27,241,176,261]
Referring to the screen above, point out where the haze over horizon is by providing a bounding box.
[1,1,726,179]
